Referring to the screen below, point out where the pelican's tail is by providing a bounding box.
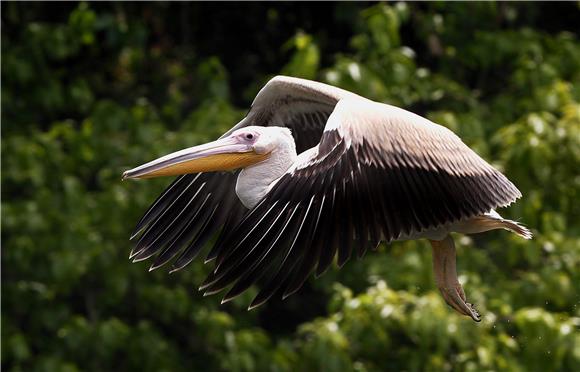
[496,219,533,240]
[460,211,533,239]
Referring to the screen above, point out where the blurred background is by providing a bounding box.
[2,2,579,371]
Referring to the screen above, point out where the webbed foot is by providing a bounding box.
[430,235,481,322]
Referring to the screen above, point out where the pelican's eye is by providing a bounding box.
[238,131,258,143]
[234,129,260,144]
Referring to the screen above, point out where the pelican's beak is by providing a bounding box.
[122,136,269,180]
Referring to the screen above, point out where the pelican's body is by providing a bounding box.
[124,76,531,322]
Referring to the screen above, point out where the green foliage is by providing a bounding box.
[2,2,579,371]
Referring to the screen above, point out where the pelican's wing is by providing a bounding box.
[202,98,522,308]
[129,76,358,270]
[129,171,247,271]
[225,75,362,153]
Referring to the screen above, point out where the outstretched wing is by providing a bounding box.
[129,76,358,270]
[227,75,361,152]
[201,98,522,308]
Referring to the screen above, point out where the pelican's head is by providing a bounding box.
[122,126,294,179]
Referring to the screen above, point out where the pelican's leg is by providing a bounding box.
[430,235,481,322]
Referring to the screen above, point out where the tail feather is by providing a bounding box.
[457,211,533,239]
[496,219,533,240]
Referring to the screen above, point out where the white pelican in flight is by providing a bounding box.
[123,76,531,322]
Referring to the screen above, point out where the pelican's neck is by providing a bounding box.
[235,143,297,209]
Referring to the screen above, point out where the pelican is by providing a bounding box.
[123,76,531,322]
